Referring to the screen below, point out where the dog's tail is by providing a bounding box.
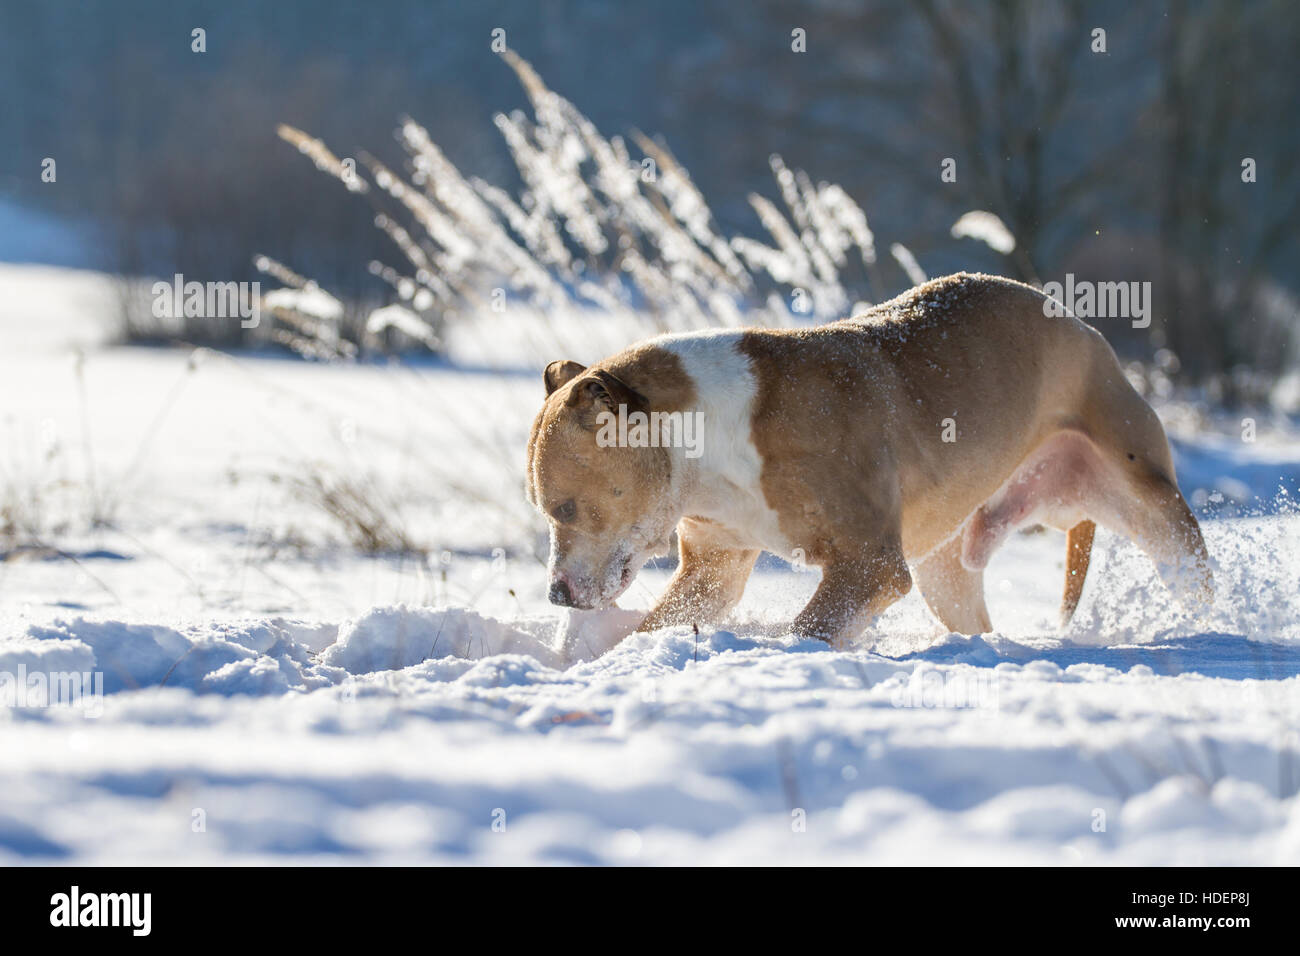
[1060,519,1095,626]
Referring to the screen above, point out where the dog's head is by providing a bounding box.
[527,358,682,610]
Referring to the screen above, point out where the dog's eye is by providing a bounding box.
[552,499,577,523]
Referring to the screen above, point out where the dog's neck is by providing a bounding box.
[648,330,784,548]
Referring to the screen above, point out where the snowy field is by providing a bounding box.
[1,264,1299,865]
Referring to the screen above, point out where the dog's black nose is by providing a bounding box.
[548,580,574,607]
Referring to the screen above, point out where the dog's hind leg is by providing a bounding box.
[916,531,992,635]
[1080,376,1213,608]
[1060,519,1095,626]
[1104,467,1213,607]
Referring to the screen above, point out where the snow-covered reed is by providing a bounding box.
[261,51,933,364]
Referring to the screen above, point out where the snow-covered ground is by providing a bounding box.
[1,264,1298,864]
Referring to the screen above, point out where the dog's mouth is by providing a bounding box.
[605,560,634,604]
[592,559,636,609]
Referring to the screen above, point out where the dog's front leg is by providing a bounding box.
[636,543,759,632]
[791,546,912,645]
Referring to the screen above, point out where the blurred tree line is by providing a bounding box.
[1,0,1296,392]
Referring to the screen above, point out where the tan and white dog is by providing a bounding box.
[527,273,1212,644]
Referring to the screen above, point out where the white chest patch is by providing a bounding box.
[651,330,790,555]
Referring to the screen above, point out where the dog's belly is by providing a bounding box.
[957,430,1108,571]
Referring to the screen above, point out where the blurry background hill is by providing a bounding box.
[1,0,1297,391]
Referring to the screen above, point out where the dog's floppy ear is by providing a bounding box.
[567,368,647,418]
[544,359,587,395]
